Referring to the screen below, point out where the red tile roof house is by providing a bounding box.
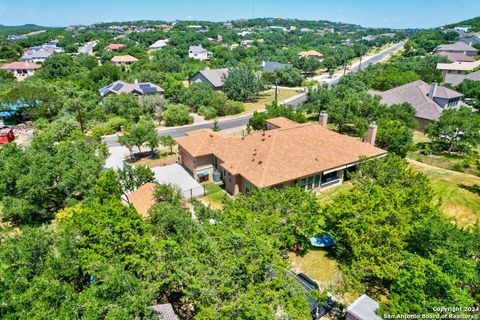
[110,55,138,66]
[175,115,386,196]
[104,43,126,52]
[1,61,41,79]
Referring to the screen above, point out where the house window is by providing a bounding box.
[314,175,321,188]
[307,176,314,190]
[246,181,255,194]
[322,171,339,184]
[298,178,307,189]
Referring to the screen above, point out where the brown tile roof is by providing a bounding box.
[437,52,475,62]
[1,61,42,70]
[128,183,156,217]
[111,55,138,63]
[298,50,323,58]
[105,43,126,51]
[266,117,299,128]
[176,119,386,187]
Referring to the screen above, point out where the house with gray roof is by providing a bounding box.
[435,42,478,57]
[21,48,55,63]
[188,45,213,60]
[99,80,164,97]
[346,295,382,320]
[370,80,464,130]
[148,39,170,51]
[260,61,291,73]
[189,67,229,90]
[444,70,480,86]
[458,37,480,46]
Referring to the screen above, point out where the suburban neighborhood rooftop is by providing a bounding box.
[176,118,386,187]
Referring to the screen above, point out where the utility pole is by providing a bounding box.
[358,42,363,71]
[343,62,347,76]
[275,80,279,104]
[75,99,85,133]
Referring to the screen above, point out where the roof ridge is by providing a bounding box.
[258,130,280,186]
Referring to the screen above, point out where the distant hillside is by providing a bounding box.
[0,24,46,30]
[445,16,480,32]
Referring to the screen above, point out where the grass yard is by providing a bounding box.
[409,131,480,176]
[201,182,227,209]
[130,149,178,167]
[289,250,360,305]
[316,182,352,203]
[408,159,480,226]
[242,88,299,114]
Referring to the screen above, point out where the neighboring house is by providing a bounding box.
[0,126,15,144]
[7,34,27,40]
[175,116,386,196]
[148,39,170,51]
[458,37,480,46]
[346,295,382,320]
[437,60,480,78]
[128,183,156,217]
[437,52,475,62]
[21,48,55,63]
[152,304,178,320]
[444,70,480,86]
[370,80,464,130]
[362,35,378,41]
[188,45,213,60]
[189,67,229,90]
[297,50,323,60]
[260,61,291,72]
[455,25,472,33]
[240,40,255,48]
[435,42,478,57]
[99,80,164,97]
[104,43,126,51]
[110,55,138,66]
[1,61,41,79]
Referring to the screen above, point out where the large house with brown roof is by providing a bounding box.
[298,50,324,60]
[175,116,386,195]
[1,61,41,79]
[370,80,464,130]
[111,55,138,66]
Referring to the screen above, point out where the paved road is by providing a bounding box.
[104,42,404,148]
[327,41,405,87]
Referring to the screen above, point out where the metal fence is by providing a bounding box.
[181,185,206,201]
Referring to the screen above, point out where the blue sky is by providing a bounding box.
[0,0,479,29]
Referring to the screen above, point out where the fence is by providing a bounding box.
[181,185,206,201]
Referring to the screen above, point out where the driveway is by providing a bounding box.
[152,164,204,199]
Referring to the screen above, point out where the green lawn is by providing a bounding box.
[408,159,480,226]
[409,131,480,176]
[289,250,360,305]
[242,89,299,114]
[130,150,178,167]
[201,182,227,209]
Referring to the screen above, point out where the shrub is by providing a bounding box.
[163,104,194,127]
[198,106,218,120]
[224,100,245,115]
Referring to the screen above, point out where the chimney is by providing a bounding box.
[262,61,266,67]
[429,82,438,98]
[319,110,328,128]
[134,79,138,84]
[366,121,377,146]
